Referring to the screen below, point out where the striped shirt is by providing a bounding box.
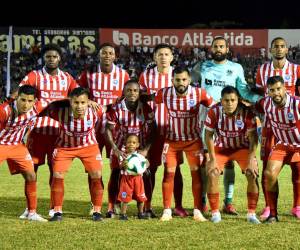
[19,67,78,134]
[139,66,173,135]
[106,99,154,149]
[47,105,104,148]
[0,101,43,145]
[256,94,300,147]
[155,85,214,141]
[204,103,257,149]
[256,60,300,96]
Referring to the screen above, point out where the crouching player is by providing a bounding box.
[204,86,260,224]
[42,87,105,222]
[0,85,47,222]
[118,134,149,220]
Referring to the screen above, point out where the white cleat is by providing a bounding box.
[211,211,222,223]
[49,209,55,218]
[160,209,172,221]
[247,213,261,224]
[19,208,29,219]
[193,209,208,222]
[27,212,48,222]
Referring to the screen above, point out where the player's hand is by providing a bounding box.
[88,100,100,111]
[113,147,127,160]
[206,159,220,177]
[245,159,259,178]
[122,159,129,170]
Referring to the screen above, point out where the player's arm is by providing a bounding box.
[204,128,219,177]
[236,65,262,103]
[105,123,127,161]
[245,128,259,178]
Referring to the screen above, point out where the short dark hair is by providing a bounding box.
[266,76,284,86]
[221,86,240,98]
[173,66,190,76]
[41,43,62,56]
[153,43,173,54]
[211,36,229,48]
[124,78,140,88]
[270,37,286,48]
[68,87,90,98]
[99,43,115,51]
[125,133,139,142]
[18,85,37,97]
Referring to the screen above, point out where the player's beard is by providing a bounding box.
[212,52,227,62]
[175,85,188,95]
[272,95,284,106]
[274,55,285,60]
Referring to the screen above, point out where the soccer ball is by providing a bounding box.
[125,153,147,175]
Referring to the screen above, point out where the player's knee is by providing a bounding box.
[165,166,176,173]
[190,165,199,171]
[24,171,36,181]
[89,170,101,179]
[53,172,64,179]
[264,168,276,183]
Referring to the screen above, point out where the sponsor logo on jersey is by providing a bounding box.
[284,75,291,81]
[189,99,195,107]
[121,192,127,199]
[226,70,233,76]
[113,79,119,85]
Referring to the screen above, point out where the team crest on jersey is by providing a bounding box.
[284,75,291,81]
[121,192,127,198]
[188,99,195,107]
[87,120,93,126]
[287,112,294,120]
[113,79,119,85]
[226,70,233,76]
[235,120,244,128]
[60,80,66,86]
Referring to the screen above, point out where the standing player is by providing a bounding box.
[151,66,214,221]
[192,36,261,215]
[204,86,260,224]
[18,43,78,218]
[255,37,300,220]
[45,87,105,221]
[118,134,149,220]
[139,43,188,217]
[0,85,47,222]
[77,43,130,215]
[256,76,300,223]
[105,79,155,218]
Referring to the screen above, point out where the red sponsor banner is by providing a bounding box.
[99,28,268,51]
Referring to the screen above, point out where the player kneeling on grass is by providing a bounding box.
[41,87,106,222]
[204,86,260,224]
[0,85,47,222]
[118,134,149,220]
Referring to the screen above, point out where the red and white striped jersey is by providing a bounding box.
[0,100,43,145]
[106,99,154,149]
[256,94,300,147]
[204,103,257,149]
[77,64,129,106]
[20,67,78,107]
[19,67,78,135]
[47,106,104,148]
[139,66,173,135]
[256,60,300,96]
[155,85,214,141]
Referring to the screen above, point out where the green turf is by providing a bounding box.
[1,155,300,249]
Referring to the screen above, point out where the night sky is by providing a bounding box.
[2,0,300,29]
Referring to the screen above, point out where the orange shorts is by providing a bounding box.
[162,139,203,168]
[118,174,147,203]
[269,143,300,163]
[0,144,34,174]
[148,134,184,168]
[52,144,103,173]
[27,131,58,166]
[214,148,256,171]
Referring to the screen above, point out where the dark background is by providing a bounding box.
[3,0,300,28]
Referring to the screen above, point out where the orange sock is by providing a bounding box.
[90,178,103,212]
[162,172,175,208]
[51,178,64,212]
[247,192,259,213]
[208,193,219,212]
[191,170,201,209]
[25,180,37,213]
